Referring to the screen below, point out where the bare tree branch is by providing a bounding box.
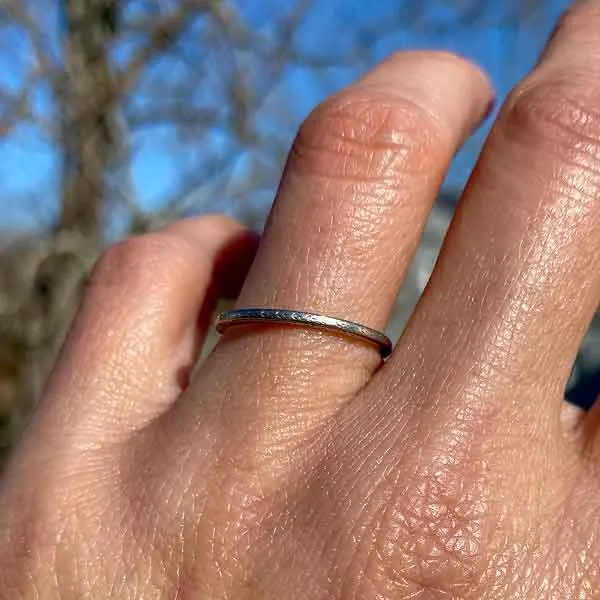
[118,0,217,94]
[0,0,60,85]
[126,105,219,129]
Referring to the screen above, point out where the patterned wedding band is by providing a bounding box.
[215,308,392,358]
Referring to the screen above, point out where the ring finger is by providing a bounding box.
[172,51,493,449]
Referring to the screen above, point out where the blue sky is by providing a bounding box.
[0,0,573,231]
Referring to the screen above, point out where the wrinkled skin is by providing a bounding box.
[4,2,600,599]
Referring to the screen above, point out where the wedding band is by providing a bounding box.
[215,308,392,358]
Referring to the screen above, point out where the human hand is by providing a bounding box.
[3,2,600,598]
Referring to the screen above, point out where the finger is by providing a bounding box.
[384,1,600,429]
[33,215,257,445]
[174,52,493,447]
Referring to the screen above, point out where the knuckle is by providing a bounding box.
[291,90,443,183]
[124,437,276,593]
[546,7,578,44]
[551,1,600,39]
[502,80,600,166]
[90,232,200,291]
[387,49,481,80]
[194,212,243,233]
[354,465,489,598]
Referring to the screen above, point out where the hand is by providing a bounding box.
[2,2,600,598]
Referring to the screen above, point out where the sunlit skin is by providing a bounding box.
[4,1,600,598]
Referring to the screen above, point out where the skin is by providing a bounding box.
[4,1,600,598]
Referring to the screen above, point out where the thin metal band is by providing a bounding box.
[215,308,392,358]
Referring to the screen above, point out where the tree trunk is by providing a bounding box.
[6,0,123,419]
[59,0,118,241]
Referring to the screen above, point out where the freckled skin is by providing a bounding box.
[5,2,600,599]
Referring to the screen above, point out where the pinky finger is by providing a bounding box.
[32,215,258,446]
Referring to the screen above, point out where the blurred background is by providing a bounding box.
[0,0,597,461]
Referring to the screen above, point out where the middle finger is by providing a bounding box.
[383,1,600,435]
